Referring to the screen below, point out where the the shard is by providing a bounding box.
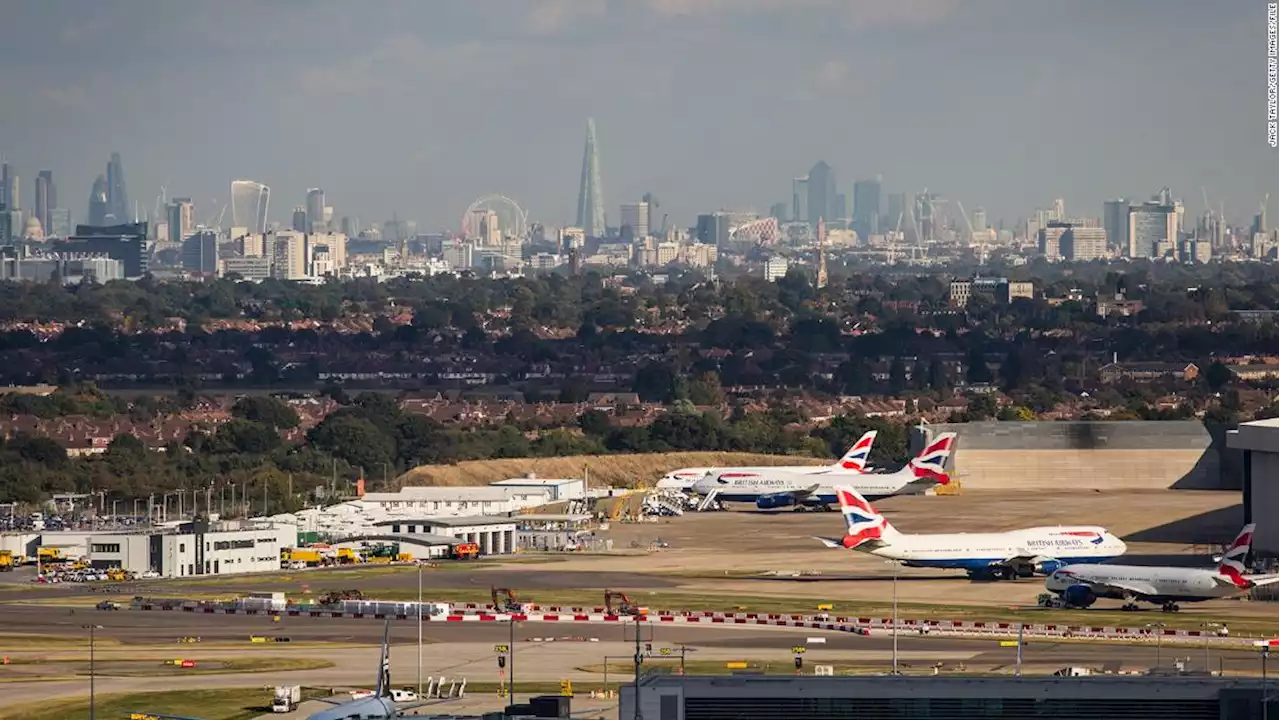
[576,118,606,238]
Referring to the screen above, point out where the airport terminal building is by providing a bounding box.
[1229,417,1279,557]
[621,675,1275,720]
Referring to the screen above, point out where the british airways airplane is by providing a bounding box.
[815,485,1127,580]
[658,431,880,491]
[692,432,956,510]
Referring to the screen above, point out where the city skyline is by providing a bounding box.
[0,1,1274,230]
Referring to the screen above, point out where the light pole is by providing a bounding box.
[1145,622,1167,669]
[509,616,516,705]
[1200,622,1221,673]
[885,560,900,675]
[417,562,423,698]
[83,624,102,720]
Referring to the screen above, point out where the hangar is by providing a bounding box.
[1227,417,1278,558]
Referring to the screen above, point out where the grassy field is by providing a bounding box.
[0,687,329,720]
[397,451,822,488]
[0,656,333,678]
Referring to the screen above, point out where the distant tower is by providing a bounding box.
[106,152,129,222]
[88,175,109,226]
[816,216,829,289]
[230,180,271,234]
[576,118,606,238]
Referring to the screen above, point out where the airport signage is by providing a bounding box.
[791,646,807,654]
[493,643,509,653]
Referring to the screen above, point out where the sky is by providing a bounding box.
[1,0,1276,233]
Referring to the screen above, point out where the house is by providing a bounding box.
[1229,365,1280,382]
[1098,362,1199,383]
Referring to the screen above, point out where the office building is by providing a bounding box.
[619,201,649,241]
[47,209,71,239]
[87,175,109,226]
[694,212,732,248]
[167,198,195,246]
[621,675,1275,720]
[85,519,290,578]
[55,222,148,278]
[220,256,272,281]
[105,152,129,223]
[1038,222,1071,260]
[308,231,348,274]
[444,241,475,270]
[0,163,11,211]
[575,118,606,238]
[1059,225,1109,261]
[182,230,219,277]
[230,180,270,234]
[1,256,124,285]
[291,206,307,233]
[304,185,325,230]
[806,161,836,226]
[34,170,55,235]
[1128,192,1179,258]
[950,276,1033,305]
[2,209,19,241]
[764,256,789,281]
[792,176,808,223]
[852,177,882,238]
[272,230,308,280]
[971,207,987,233]
[769,202,788,222]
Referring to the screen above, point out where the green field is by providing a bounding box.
[0,656,333,678]
[0,687,327,720]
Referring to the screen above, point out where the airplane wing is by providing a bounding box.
[1064,575,1162,599]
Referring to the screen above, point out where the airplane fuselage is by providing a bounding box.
[1045,565,1244,604]
[865,527,1127,573]
[696,468,922,505]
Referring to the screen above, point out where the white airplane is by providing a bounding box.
[130,620,444,720]
[815,485,1127,580]
[658,430,880,492]
[694,432,956,510]
[1044,524,1280,612]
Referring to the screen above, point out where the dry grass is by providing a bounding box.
[397,452,822,489]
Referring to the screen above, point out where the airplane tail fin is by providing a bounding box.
[834,485,896,548]
[907,432,957,485]
[834,431,877,472]
[1218,523,1256,589]
[375,618,392,697]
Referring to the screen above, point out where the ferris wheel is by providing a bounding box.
[462,194,528,239]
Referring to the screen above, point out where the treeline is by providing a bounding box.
[0,392,913,508]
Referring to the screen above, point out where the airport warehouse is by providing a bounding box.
[620,675,1276,720]
[1229,417,1279,557]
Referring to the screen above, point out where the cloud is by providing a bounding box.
[525,0,607,35]
[645,0,959,30]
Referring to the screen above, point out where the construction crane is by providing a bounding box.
[491,586,522,613]
[153,182,169,223]
[603,589,648,617]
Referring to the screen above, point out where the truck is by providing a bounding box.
[0,550,13,572]
[272,685,301,713]
[450,542,480,560]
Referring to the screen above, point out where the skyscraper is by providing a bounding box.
[305,188,326,232]
[106,152,129,222]
[0,163,10,211]
[167,198,195,245]
[230,180,270,233]
[292,206,308,233]
[576,118,606,238]
[852,178,882,239]
[792,177,808,223]
[35,170,54,234]
[1102,198,1129,251]
[619,202,649,241]
[88,175,109,226]
[806,161,836,226]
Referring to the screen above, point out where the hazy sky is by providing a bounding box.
[1,0,1276,232]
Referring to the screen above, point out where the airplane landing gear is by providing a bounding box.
[1160,602,1180,613]
[1121,602,1140,611]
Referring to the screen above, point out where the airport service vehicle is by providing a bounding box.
[814,485,1127,580]
[694,432,956,510]
[450,542,480,560]
[272,685,301,713]
[133,620,443,720]
[0,550,13,571]
[659,431,881,491]
[1043,524,1280,612]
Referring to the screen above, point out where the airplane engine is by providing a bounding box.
[1034,560,1064,575]
[1061,585,1097,608]
[756,493,796,510]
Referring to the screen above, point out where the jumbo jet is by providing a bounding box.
[131,620,443,720]
[658,431,880,492]
[693,432,955,510]
[1044,524,1280,612]
[814,485,1127,580]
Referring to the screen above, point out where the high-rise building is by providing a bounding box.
[88,175,109,226]
[852,178,882,238]
[106,152,129,223]
[292,206,308,233]
[167,198,195,245]
[4,174,17,213]
[792,177,808,223]
[1103,199,1128,250]
[806,161,836,226]
[305,188,325,232]
[1050,223,1108,261]
[34,170,55,235]
[182,230,219,277]
[641,193,659,235]
[619,202,649,241]
[56,222,149,277]
[769,202,788,222]
[576,118,606,238]
[694,212,732,248]
[47,209,71,238]
[971,207,988,233]
[272,230,308,280]
[230,180,270,233]
[0,163,11,211]
[1127,191,1178,258]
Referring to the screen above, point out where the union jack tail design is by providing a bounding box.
[907,432,957,484]
[834,485,894,549]
[1218,524,1255,589]
[837,431,878,472]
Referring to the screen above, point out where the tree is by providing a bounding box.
[888,357,908,396]
[578,409,612,437]
[308,414,395,473]
[632,362,678,403]
[687,372,726,406]
[231,396,300,429]
[215,419,282,454]
[1204,362,1232,391]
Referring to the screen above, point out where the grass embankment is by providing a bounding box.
[0,657,333,678]
[398,451,821,489]
[0,687,330,720]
